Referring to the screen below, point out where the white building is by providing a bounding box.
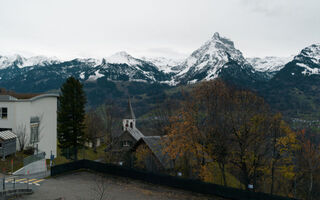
[0,94,58,159]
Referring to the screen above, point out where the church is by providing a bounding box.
[110,98,144,160]
[110,98,173,173]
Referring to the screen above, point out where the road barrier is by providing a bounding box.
[51,159,297,200]
[0,189,33,199]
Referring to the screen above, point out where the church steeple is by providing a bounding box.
[125,97,135,119]
[123,97,136,130]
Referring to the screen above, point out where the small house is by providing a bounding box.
[131,136,174,173]
[0,130,17,159]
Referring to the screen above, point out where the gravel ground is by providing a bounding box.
[16,171,225,200]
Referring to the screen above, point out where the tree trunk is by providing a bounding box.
[219,163,227,186]
[309,170,313,200]
[74,147,78,161]
[270,160,275,194]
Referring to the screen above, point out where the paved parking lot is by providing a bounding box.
[16,171,223,200]
[0,173,47,192]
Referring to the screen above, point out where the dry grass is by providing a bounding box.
[0,151,30,174]
[54,144,107,165]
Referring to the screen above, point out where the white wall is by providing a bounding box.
[0,102,16,130]
[0,95,58,159]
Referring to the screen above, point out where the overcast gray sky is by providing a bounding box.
[0,0,319,59]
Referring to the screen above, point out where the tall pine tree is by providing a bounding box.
[57,77,86,160]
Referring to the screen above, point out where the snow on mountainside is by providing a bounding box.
[294,43,320,65]
[292,44,320,76]
[175,32,255,84]
[2,39,320,91]
[296,63,320,75]
[247,56,293,73]
[105,51,143,66]
[0,55,60,69]
[74,58,101,66]
[140,57,184,73]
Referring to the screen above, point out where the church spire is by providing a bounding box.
[125,97,135,119]
[123,97,136,130]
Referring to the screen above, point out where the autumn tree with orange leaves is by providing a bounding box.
[162,79,301,196]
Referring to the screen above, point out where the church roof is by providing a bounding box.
[124,97,135,119]
[126,127,144,141]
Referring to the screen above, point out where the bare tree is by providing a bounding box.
[85,110,105,151]
[97,102,122,142]
[149,98,178,136]
[16,124,28,151]
[90,175,110,200]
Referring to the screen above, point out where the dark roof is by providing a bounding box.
[134,136,173,170]
[124,97,135,119]
[0,89,41,99]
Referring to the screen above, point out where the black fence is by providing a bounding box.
[51,160,297,200]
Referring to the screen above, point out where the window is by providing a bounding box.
[122,141,131,147]
[30,116,40,143]
[0,107,7,119]
[30,123,39,143]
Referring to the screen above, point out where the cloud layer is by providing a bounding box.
[0,0,319,59]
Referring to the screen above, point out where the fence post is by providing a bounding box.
[27,177,29,190]
[2,178,5,191]
[13,178,15,190]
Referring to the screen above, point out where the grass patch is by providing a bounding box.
[54,144,107,165]
[201,162,244,189]
[0,151,31,174]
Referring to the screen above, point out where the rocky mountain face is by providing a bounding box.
[0,33,287,89]
[0,34,319,118]
[173,32,264,86]
[0,53,171,92]
[260,44,320,118]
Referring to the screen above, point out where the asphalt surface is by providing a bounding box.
[0,171,48,192]
[16,171,223,200]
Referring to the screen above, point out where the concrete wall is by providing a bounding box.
[0,94,58,159]
[13,158,46,175]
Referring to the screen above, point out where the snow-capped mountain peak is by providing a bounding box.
[23,56,61,67]
[0,54,60,69]
[105,51,141,66]
[176,32,248,81]
[294,43,320,65]
[211,32,235,48]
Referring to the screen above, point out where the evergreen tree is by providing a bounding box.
[57,77,86,160]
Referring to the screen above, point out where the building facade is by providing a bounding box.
[0,94,58,159]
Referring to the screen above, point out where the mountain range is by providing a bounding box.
[0,33,319,119]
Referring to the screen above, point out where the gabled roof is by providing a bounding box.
[0,130,17,140]
[126,127,144,141]
[134,136,173,170]
[124,97,135,119]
